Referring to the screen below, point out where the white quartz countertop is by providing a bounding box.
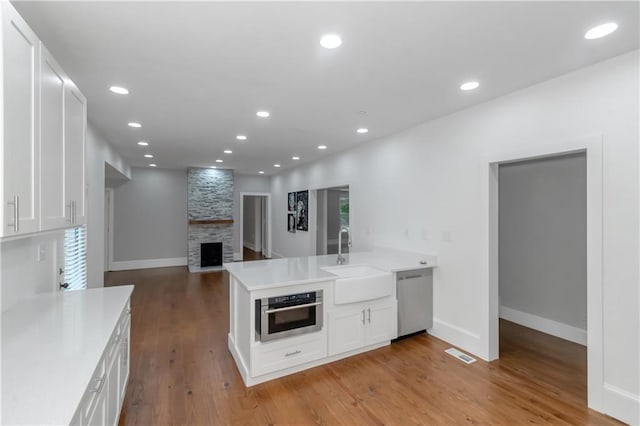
[224,248,437,291]
[1,285,134,425]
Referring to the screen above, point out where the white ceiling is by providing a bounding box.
[13,1,639,175]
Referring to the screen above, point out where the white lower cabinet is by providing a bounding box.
[328,299,397,356]
[71,302,131,426]
[251,330,327,377]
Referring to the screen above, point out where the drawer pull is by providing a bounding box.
[284,350,301,357]
[91,374,106,394]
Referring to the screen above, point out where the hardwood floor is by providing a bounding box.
[242,246,267,261]
[105,267,620,425]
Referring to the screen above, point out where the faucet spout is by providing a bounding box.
[337,226,352,265]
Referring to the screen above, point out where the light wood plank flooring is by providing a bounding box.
[105,267,620,425]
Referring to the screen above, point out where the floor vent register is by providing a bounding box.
[445,348,477,364]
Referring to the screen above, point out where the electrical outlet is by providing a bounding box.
[441,230,452,243]
[36,244,46,262]
[421,229,429,240]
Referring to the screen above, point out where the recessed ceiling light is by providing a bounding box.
[318,145,327,150]
[236,135,247,141]
[137,141,149,146]
[460,81,480,91]
[585,22,618,40]
[292,156,300,160]
[320,34,342,49]
[256,111,270,118]
[224,150,232,154]
[128,122,142,128]
[149,163,157,167]
[274,164,281,168]
[259,171,265,174]
[144,154,153,158]
[109,86,129,95]
[216,159,223,163]
[356,128,368,134]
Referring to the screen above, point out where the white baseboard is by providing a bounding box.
[233,252,242,261]
[109,257,187,271]
[499,305,587,346]
[603,383,640,425]
[270,251,284,259]
[428,317,485,361]
[243,242,256,251]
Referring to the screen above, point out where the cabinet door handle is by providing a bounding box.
[361,309,365,325]
[368,308,371,323]
[72,201,77,224]
[285,350,301,357]
[91,374,106,394]
[7,196,19,232]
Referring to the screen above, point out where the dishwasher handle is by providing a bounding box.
[397,274,428,281]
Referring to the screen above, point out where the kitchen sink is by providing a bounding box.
[322,264,393,304]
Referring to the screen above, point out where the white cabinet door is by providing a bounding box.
[118,318,130,410]
[39,46,67,230]
[86,378,107,426]
[328,307,365,356]
[64,84,87,225]
[365,301,397,346]
[106,352,120,426]
[2,2,40,236]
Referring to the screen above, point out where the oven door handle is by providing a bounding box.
[265,301,322,314]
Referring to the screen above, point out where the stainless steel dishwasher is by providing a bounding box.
[396,269,433,338]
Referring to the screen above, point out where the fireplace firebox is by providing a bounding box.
[201,242,223,268]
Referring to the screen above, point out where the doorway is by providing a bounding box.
[497,152,588,402]
[487,136,604,411]
[315,185,349,255]
[239,192,271,261]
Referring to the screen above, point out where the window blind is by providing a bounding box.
[64,226,87,290]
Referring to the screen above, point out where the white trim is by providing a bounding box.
[270,251,284,259]
[109,257,187,271]
[499,305,587,346]
[428,318,484,360]
[233,252,242,261]
[486,135,604,413]
[105,188,115,272]
[602,383,640,426]
[243,242,257,251]
[239,192,272,261]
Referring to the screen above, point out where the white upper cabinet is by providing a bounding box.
[40,46,67,230]
[64,84,87,226]
[2,2,40,236]
[1,2,87,238]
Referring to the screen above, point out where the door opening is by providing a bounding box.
[239,193,271,261]
[315,185,349,255]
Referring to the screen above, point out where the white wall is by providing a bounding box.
[111,167,187,266]
[270,51,639,422]
[1,232,62,311]
[86,123,130,287]
[499,153,587,341]
[233,174,270,255]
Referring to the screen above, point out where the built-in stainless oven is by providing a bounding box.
[255,290,323,342]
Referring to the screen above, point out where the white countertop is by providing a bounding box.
[1,285,134,425]
[224,248,437,291]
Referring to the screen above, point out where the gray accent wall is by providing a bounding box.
[113,167,187,261]
[499,152,587,329]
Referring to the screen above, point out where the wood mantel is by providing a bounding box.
[189,219,234,225]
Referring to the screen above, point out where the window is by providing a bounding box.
[339,192,349,227]
[63,226,87,290]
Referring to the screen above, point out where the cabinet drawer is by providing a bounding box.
[77,355,107,423]
[251,332,326,376]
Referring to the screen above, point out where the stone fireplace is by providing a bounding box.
[187,168,234,272]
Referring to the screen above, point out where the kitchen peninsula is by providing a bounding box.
[225,249,437,386]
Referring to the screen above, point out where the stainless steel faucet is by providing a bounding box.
[337,226,352,265]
